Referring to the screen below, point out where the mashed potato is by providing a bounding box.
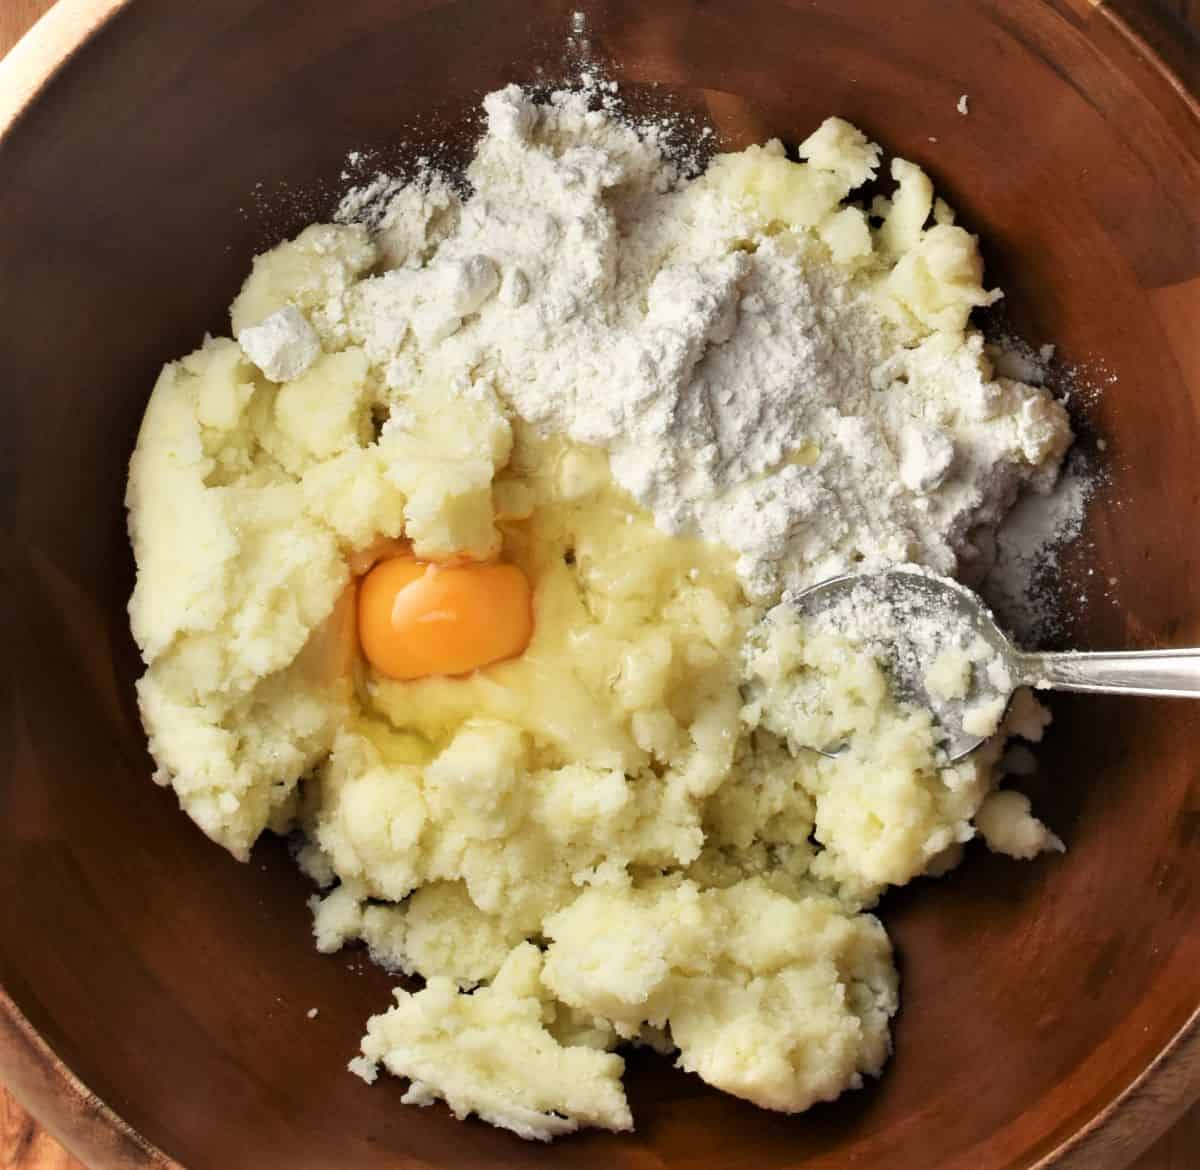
[127,105,1068,1139]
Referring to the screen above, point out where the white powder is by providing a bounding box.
[983,459,1094,643]
[795,568,1013,746]
[328,84,1069,600]
[238,305,321,382]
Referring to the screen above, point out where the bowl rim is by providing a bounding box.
[0,1,1197,1168]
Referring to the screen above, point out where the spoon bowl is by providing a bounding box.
[793,568,1200,761]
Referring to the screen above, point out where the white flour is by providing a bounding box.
[983,458,1094,642]
[793,568,1013,745]
[239,304,321,382]
[328,84,1071,600]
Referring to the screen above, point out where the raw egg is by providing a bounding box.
[358,557,534,681]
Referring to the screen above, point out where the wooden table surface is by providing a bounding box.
[2,1,1199,1167]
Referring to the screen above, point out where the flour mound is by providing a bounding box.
[331,85,1071,599]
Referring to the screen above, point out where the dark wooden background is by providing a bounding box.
[0,1,1197,1167]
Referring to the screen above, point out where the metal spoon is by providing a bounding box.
[792,568,1200,761]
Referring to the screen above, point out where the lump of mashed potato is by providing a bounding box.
[742,607,1061,905]
[542,878,897,1114]
[126,89,1071,1140]
[126,324,513,859]
[352,944,633,1141]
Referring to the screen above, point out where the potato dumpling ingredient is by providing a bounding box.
[357,557,534,680]
[126,80,1073,1142]
[351,944,633,1141]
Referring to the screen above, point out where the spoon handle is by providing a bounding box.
[1015,648,1200,698]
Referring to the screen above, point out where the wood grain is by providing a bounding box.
[0,2,1198,1169]
[0,0,54,54]
[0,23,86,1136]
[2,1092,84,1170]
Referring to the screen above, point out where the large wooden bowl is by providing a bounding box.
[1,2,1198,1168]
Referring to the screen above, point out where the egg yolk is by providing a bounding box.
[358,557,534,681]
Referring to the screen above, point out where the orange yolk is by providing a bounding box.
[357,557,534,681]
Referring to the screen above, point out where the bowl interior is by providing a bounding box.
[2,2,1199,1169]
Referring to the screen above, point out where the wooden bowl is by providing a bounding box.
[1,2,1198,1168]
